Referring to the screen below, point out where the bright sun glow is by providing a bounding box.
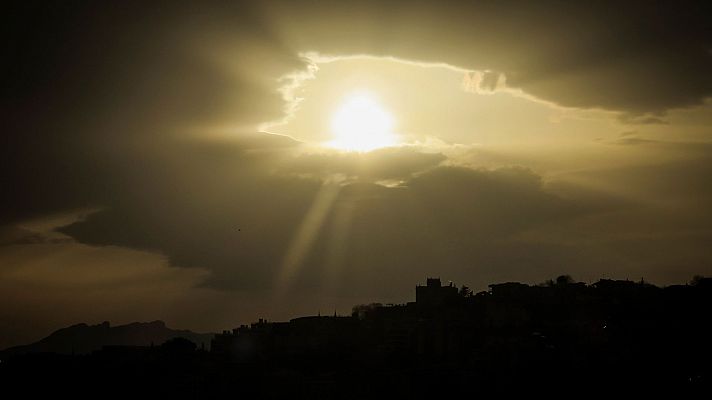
[327,93,397,151]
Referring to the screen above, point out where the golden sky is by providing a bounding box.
[2,1,711,347]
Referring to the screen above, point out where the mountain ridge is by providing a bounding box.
[1,320,215,356]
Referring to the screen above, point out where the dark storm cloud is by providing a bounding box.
[272,0,712,113]
[1,1,304,225]
[51,138,315,289]
[57,157,591,293]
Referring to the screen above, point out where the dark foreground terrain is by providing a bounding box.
[2,276,711,398]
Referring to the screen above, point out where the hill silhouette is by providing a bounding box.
[1,276,711,398]
[1,320,214,356]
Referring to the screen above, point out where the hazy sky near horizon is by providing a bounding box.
[2,0,711,347]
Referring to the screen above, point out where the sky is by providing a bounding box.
[2,0,711,348]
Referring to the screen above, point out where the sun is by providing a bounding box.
[326,92,398,151]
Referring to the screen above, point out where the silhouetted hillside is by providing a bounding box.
[1,276,711,398]
[1,320,214,356]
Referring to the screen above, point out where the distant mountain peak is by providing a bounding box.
[2,320,214,356]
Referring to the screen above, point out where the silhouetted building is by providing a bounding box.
[9,275,710,398]
[416,277,458,307]
[211,315,358,362]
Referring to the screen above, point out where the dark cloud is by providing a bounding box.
[272,0,712,112]
[1,1,305,225]
[3,1,710,226]
[577,149,712,205]
[0,226,64,246]
[57,158,590,295]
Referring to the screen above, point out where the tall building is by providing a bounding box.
[415,277,458,307]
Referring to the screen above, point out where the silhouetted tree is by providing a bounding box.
[537,279,555,287]
[690,275,712,289]
[459,285,472,298]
